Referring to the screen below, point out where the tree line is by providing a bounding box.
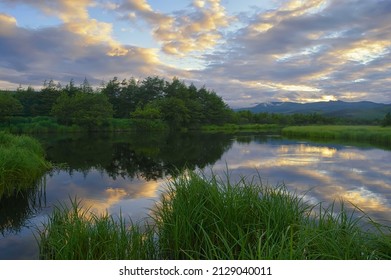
[0,77,232,130]
[1,76,390,130]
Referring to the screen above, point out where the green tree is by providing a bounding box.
[101,77,122,117]
[138,76,165,106]
[52,93,113,130]
[131,103,162,120]
[63,79,79,96]
[158,97,190,129]
[197,87,232,125]
[80,78,94,94]
[0,92,23,124]
[382,112,391,126]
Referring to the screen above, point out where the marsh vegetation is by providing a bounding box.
[0,132,51,197]
[38,172,391,260]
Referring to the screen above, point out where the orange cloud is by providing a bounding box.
[122,0,231,55]
[0,13,17,35]
[6,0,129,56]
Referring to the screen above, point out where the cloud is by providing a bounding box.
[194,0,391,106]
[0,13,170,88]
[119,0,231,55]
[0,0,129,55]
[1,0,391,107]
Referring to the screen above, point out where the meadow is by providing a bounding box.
[201,123,281,133]
[38,171,391,260]
[282,125,391,145]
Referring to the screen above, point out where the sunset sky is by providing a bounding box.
[0,0,390,108]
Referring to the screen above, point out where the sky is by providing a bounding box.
[0,0,390,108]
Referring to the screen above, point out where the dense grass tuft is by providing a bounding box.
[153,172,309,259]
[38,198,156,260]
[0,132,51,197]
[38,171,391,260]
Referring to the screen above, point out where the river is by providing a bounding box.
[1,131,390,259]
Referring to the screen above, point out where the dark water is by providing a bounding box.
[1,131,391,259]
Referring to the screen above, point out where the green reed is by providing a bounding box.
[38,171,391,260]
[0,132,51,197]
[38,198,157,260]
[282,125,391,145]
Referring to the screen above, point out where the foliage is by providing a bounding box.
[51,92,113,130]
[0,92,23,123]
[101,76,233,130]
[382,112,391,127]
[9,76,387,131]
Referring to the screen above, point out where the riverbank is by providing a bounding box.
[0,117,168,134]
[201,124,282,133]
[0,132,51,197]
[282,125,391,146]
[38,171,391,260]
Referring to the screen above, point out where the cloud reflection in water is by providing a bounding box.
[207,140,391,225]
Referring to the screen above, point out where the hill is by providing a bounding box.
[237,100,391,120]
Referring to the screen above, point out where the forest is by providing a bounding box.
[1,76,390,132]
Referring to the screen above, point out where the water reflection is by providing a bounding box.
[0,182,46,236]
[41,131,233,179]
[1,132,391,259]
[208,136,391,225]
[0,131,234,259]
[44,169,166,219]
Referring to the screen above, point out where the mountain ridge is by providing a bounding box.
[237,100,391,120]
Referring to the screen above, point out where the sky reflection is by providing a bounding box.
[206,138,391,225]
[2,134,391,259]
[44,170,165,219]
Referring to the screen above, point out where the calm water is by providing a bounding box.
[1,131,391,259]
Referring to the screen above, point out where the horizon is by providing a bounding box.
[1,0,391,108]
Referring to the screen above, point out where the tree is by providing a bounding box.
[101,77,122,117]
[63,79,79,96]
[158,97,190,129]
[52,93,113,130]
[197,87,232,125]
[80,78,94,94]
[0,92,23,124]
[138,76,165,106]
[382,112,391,126]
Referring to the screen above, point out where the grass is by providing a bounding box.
[1,117,169,133]
[0,132,51,197]
[202,123,281,132]
[38,171,391,260]
[0,117,81,134]
[282,125,391,146]
[38,198,156,260]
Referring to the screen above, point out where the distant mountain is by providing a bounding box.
[237,100,391,120]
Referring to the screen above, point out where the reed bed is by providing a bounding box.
[282,125,391,145]
[38,199,156,260]
[202,123,280,132]
[38,172,391,260]
[0,132,51,197]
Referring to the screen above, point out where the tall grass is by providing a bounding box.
[38,199,156,260]
[282,125,391,146]
[0,132,51,197]
[202,123,281,132]
[1,116,79,134]
[38,172,391,260]
[153,172,309,259]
